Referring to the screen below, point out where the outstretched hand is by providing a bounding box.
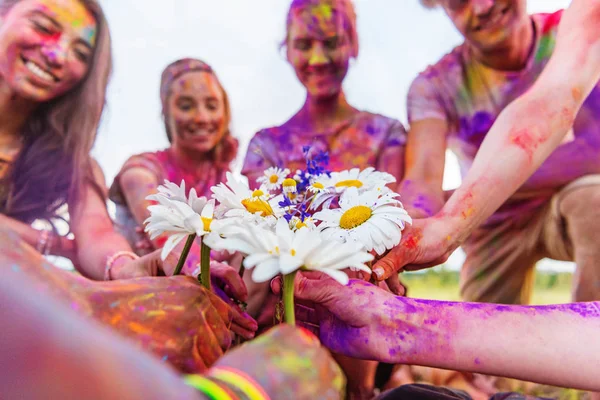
[272,272,413,363]
[111,249,257,340]
[90,276,239,373]
[372,217,456,281]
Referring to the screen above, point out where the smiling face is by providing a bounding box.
[286,3,354,100]
[166,70,227,155]
[0,0,97,102]
[441,0,528,51]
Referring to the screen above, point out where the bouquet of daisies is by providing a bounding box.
[144,147,411,325]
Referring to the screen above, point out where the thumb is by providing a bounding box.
[293,272,338,304]
[372,254,399,282]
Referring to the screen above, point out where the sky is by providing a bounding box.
[89,0,574,272]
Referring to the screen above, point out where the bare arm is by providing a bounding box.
[0,213,77,260]
[120,167,202,274]
[440,0,600,246]
[0,275,203,400]
[373,0,600,278]
[69,161,136,280]
[293,274,600,391]
[399,119,448,218]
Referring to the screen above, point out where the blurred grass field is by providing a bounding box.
[401,267,590,400]
[403,266,572,305]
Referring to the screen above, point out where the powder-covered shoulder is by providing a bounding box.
[414,45,465,83]
[355,112,406,132]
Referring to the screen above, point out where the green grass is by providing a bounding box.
[402,266,572,305]
[401,267,589,400]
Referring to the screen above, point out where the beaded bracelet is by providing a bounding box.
[184,375,238,400]
[208,367,270,400]
[104,251,139,281]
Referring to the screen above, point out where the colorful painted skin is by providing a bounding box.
[281,0,600,394]
[0,225,258,372]
[109,58,240,275]
[0,249,345,399]
[375,0,600,305]
[0,0,225,282]
[0,0,257,364]
[240,0,406,397]
[282,272,600,392]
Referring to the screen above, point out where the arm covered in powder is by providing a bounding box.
[373,0,600,279]
[290,273,600,391]
[438,0,600,245]
[0,262,343,399]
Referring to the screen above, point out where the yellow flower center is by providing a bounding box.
[339,205,372,229]
[335,179,363,189]
[201,217,212,232]
[312,182,324,189]
[296,221,307,229]
[282,178,297,188]
[269,174,279,184]
[241,192,274,216]
[291,249,296,256]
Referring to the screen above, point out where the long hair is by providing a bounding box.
[159,58,238,169]
[0,0,112,223]
[281,0,360,59]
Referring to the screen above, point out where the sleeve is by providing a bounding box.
[241,131,276,190]
[406,73,449,124]
[376,120,407,183]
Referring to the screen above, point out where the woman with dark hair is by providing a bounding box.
[0,0,256,350]
[109,58,239,275]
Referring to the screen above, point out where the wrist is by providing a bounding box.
[104,251,139,280]
[431,212,464,252]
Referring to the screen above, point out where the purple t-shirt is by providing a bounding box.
[242,111,406,189]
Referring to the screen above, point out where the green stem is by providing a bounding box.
[173,234,196,276]
[283,271,297,326]
[200,240,211,290]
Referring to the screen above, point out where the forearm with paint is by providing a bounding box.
[439,0,600,246]
[381,297,600,390]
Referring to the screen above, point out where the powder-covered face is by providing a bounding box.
[286,4,352,100]
[442,0,528,51]
[0,0,97,102]
[167,70,227,154]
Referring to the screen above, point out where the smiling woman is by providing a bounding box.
[109,58,239,273]
[0,0,217,283]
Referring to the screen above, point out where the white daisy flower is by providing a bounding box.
[307,175,331,194]
[313,187,412,256]
[276,219,373,285]
[156,179,188,202]
[256,167,290,191]
[150,180,211,216]
[282,178,299,202]
[205,221,282,283]
[289,216,317,231]
[144,196,216,260]
[329,167,396,193]
[211,172,283,223]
